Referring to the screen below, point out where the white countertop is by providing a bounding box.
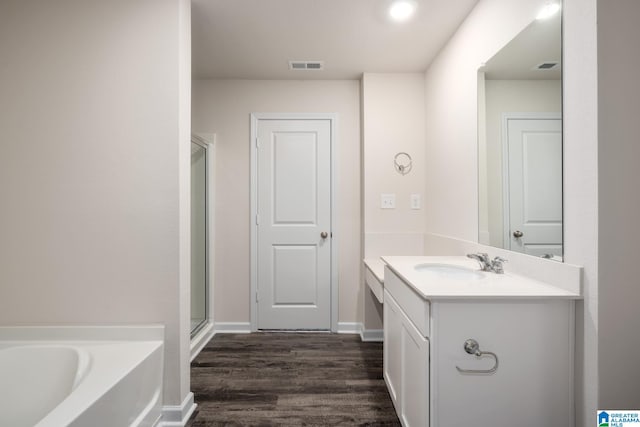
[363,258,385,304]
[381,256,582,300]
[363,258,385,283]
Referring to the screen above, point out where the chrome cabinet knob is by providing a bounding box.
[320,231,328,239]
[513,230,524,238]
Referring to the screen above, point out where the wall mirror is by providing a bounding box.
[477,8,562,261]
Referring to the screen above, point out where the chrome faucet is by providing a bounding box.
[467,253,492,271]
[490,256,507,274]
[466,253,507,274]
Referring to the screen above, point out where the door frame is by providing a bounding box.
[249,113,339,332]
[501,112,562,248]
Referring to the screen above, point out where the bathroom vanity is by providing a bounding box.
[381,256,581,427]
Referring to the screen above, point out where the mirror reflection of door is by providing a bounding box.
[477,11,563,260]
[504,115,562,258]
[191,140,208,336]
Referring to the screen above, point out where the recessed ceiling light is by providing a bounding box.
[389,0,417,22]
[536,2,561,20]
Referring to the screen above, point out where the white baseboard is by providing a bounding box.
[337,322,384,342]
[337,322,360,334]
[158,392,196,427]
[212,322,383,343]
[360,328,384,342]
[190,322,215,362]
[214,322,252,334]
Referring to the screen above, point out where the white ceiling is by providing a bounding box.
[191,0,479,80]
[483,12,561,80]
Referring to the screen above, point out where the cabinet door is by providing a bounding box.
[431,301,573,427]
[385,290,430,427]
[383,290,402,407]
[401,310,429,427]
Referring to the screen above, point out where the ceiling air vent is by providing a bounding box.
[534,61,560,70]
[289,60,324,71]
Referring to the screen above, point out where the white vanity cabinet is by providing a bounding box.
[383,264,576,427]
[383,289,429,427]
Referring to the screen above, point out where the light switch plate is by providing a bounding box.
[411,193,421,210]
[381,194,396,209]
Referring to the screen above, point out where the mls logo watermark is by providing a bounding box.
[599,410,640,427]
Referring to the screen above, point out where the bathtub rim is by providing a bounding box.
[0,325,166,427]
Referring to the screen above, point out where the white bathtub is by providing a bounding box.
[0,326,164,427]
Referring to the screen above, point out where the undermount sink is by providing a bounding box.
[413,263,485,280]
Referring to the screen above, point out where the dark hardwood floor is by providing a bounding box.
[187,332,401,426]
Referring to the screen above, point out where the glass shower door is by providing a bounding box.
[191,141,208,336]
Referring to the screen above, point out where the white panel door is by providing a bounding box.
[506,118,562,256]
[257,119,331,330]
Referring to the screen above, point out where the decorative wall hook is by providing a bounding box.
[394,152,412,175]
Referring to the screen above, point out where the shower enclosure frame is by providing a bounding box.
[190,134,215,359]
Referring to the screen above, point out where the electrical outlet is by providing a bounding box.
[381,194,396,209]
[411,194,421,210]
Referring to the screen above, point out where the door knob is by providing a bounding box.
[320,231,328,239]
[513,230,524,238]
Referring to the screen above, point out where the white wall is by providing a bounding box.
[424,0,540,242]
[361,73,427,330]
[177,0,192,404]
[563,0,598,423]
[192,80,362,326]
[362,73,427,235]
[597,0,640,409]
[424,0,599,424]
[0,0,192,409]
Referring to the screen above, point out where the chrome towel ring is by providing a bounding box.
[455,338,499,374]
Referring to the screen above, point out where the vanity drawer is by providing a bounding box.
[384,266,430,337]
[365,265,384,304]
